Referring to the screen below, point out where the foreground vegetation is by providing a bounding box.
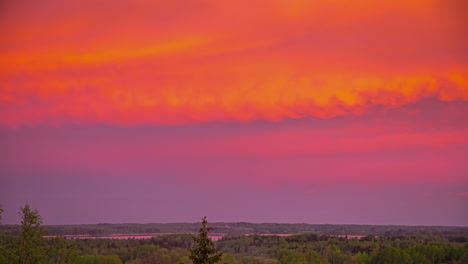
[67,233,468,264]
[1,205,467,264]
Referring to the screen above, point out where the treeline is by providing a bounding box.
[1,205,468,264]
[2,222,467,238]
[217,234,468,264]
[68,233,468,264]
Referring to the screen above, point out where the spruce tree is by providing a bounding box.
[188,216,222,264]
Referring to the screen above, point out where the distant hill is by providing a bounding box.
[2,222,467,239]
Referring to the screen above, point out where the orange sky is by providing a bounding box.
[1,0,468,225]
[1,0,467,126]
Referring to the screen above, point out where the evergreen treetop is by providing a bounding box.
[188,216,222,264]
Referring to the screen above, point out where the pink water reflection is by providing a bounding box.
[46,233,370,240]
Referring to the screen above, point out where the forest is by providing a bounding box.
[1,205,467,264]
[3,221,467,239]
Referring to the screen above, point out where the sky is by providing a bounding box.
[0,0,467,226]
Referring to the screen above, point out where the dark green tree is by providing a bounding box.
[14,204,48,264]
[370,247,412,264]
[4,204,77,264]
[0,205,12,264]
[188,216,222,264]
[48,236,78,264]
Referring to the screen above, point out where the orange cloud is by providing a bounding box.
[0,0,466,126]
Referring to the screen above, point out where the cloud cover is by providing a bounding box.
[0,0,467,225]
[1,0,467,126]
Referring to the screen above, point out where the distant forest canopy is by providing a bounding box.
[1,222,468,239]
[1,205,468,264]
[69,233,468,264]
